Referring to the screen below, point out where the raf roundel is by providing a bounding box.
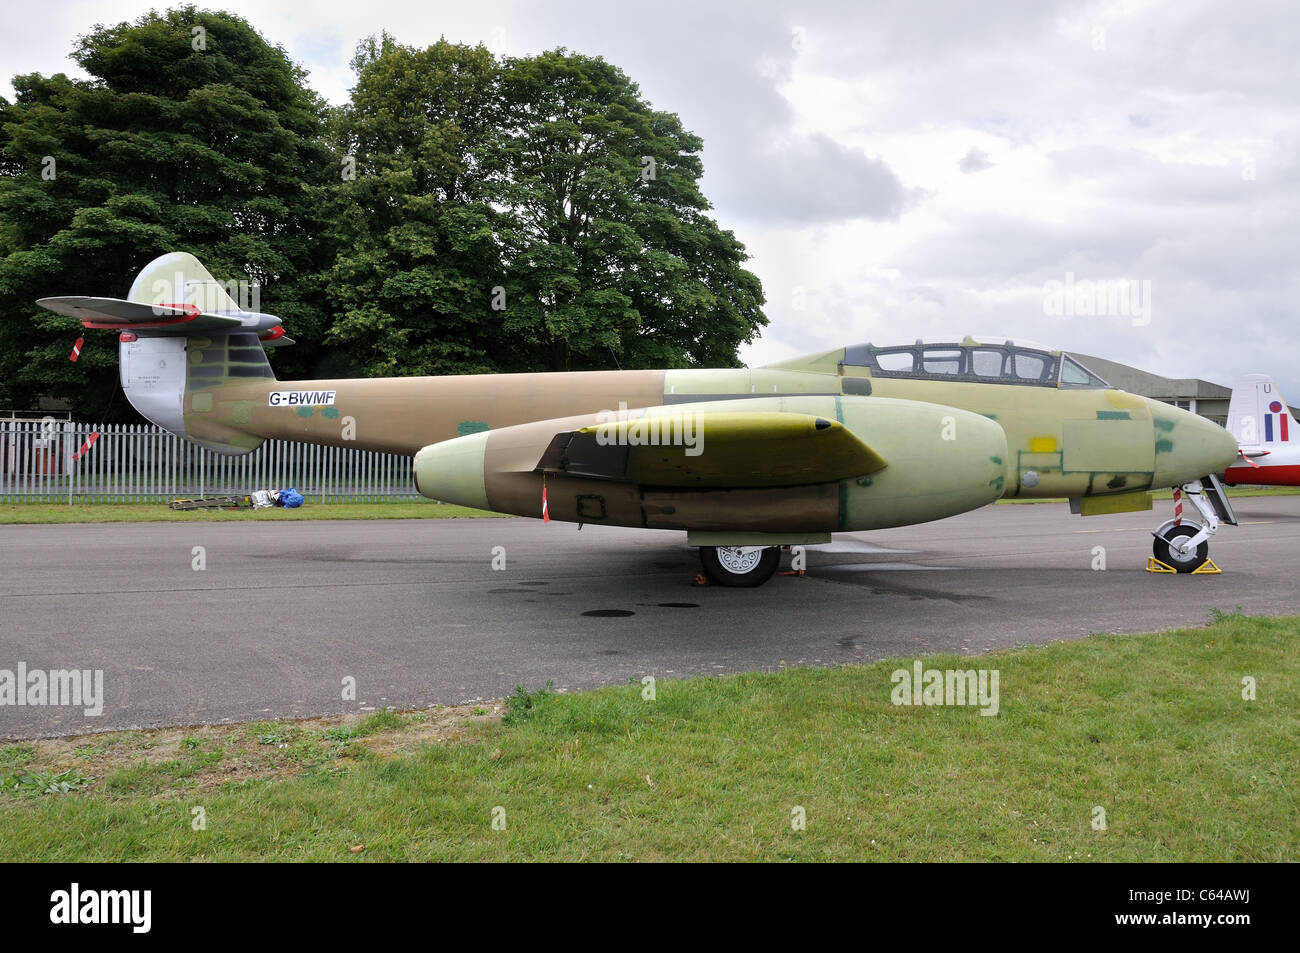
[1270,400,1283,413]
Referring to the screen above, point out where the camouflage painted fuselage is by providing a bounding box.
[158,333,1238,536]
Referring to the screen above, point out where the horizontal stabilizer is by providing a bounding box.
[37,295,291,344]
[536,410,888,487]
[37,296,242,332]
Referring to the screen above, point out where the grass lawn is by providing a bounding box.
[0,612,1293,861]
[0,501,504,524]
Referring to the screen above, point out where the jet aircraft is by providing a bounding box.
[36,252,1240,585]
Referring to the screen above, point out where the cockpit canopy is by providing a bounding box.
[841,337,1109,389]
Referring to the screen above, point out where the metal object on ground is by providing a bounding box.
[168,495,252,510]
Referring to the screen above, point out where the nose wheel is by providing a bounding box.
[1152,523,1209,573]
[1150,475,1236,574]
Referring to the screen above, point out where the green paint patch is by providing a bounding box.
[1096,410,1131,420]
[989,475,1005,491]
[1155,439,1174,454]
[1154,418,1176,432]
[990,456,1003,465]
[457,421,489,436]
[231,402,252,425]
[321,407,339,419]
[191,393,213,413]
[981,413,999,420]
[296,406,313,418]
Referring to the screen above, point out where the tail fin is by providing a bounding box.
[1227,374,1297,447]
[37,252,291,454]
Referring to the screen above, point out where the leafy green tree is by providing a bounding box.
[323,41,766,377]
[490,49,766,372]
[320,36,507,378]
[0,5,334,418]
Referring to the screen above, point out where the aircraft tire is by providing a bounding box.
[699,545,781,587]
[1152,524,1209,573]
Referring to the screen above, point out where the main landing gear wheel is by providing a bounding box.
[699,545,780,587]
[1153,524,1209,573]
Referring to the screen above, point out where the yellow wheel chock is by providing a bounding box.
[1146,556,1222,574]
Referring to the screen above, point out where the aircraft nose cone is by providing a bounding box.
[1148,399,1239,488]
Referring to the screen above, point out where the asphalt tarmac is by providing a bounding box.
[3,496,1298,739]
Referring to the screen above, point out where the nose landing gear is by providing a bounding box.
[1150,474,1236,573]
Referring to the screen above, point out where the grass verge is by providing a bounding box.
[0,612,1293,861]
[0,501,504,524]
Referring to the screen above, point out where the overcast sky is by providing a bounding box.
[5,0,1297,398]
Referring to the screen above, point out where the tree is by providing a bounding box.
[1,15,769,413]
[320,36,509,379]
[321,41,766,378]
[489,49,766,372]
[0,5,334,418]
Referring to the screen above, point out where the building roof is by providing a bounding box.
[1069,353,1231,401]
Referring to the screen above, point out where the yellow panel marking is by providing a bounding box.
[1105,390,1146,409]
[1028,436,1057,453]
[1076,491,1152,516]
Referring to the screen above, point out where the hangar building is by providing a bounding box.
[1071,353,1235,426]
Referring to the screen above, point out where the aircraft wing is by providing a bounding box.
[536,411,888,488]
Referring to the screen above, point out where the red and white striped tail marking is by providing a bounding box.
[72,430,100,461]
[1173,487,1183,525]
[69,336,84,362]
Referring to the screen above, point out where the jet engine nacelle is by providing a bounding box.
[413,396,1009,534]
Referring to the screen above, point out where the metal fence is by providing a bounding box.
[0,419,420,503]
